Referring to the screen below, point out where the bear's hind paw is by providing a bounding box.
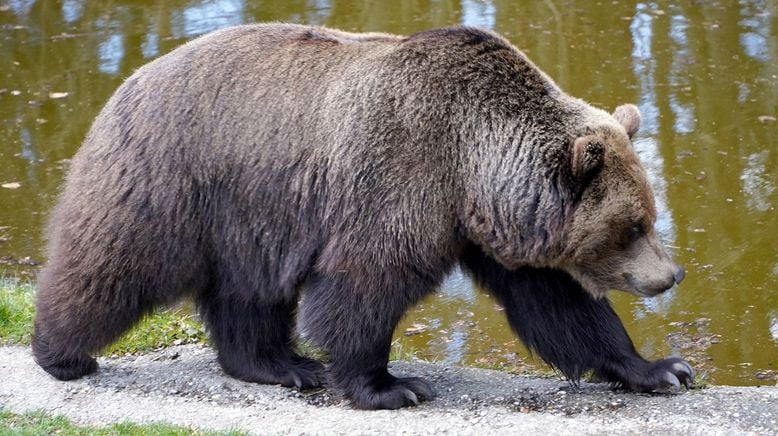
[287,356,326,389]
[222,355,325,389]
[350,376,436,410]
[35,352,98,381]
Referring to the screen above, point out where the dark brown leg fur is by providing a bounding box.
[461,246,694,393]
[198,291,324,389]
[301,271,437,410]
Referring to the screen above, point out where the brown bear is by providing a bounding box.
[33,23,692,410]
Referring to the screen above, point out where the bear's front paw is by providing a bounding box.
[632,357,695,393]
[349,376,436,410]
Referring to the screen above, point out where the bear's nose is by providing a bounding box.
[673,265,686,285]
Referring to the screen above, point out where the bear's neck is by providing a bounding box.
[456,99,577,270]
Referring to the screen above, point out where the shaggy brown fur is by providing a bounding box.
[33,24,690,410]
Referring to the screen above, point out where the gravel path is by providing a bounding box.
[1,345,776,435]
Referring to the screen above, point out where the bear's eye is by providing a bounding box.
[627,222,644,240]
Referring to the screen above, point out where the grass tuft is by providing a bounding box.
[105,310,206,355]
[689,370,709,390]
[0,279,36,344]
[0,409,245,435]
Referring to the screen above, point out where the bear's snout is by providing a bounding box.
[672,265,686,285]
[653,267,683,295]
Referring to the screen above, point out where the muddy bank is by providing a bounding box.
[1,345,776,435]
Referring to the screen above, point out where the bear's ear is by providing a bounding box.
[571,135,605,180]
[612,104,641,139]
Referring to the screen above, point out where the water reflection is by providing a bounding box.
[460,0,495,28]
[668,13,695,135]
[6,0,35,16]
[98,32,124,75]
[1,0,776,386]
[740,0,772,62]
[742,151,775,213]
[61,0,81,23]
[176,0,246,38]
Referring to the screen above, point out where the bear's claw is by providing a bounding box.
[401,387,419,406]
[637,357,695,393]
[222,355,325,389]
[660,372,681,393]
[671,361,695,388]
[285,356,325,389]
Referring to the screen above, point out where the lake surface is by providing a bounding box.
[1,0,776,386]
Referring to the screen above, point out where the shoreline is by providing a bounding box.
[2,344,776,434]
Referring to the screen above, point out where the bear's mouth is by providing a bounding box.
[622,273,673,298]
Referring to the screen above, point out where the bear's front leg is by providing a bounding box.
[461,248,694,393]
[301,272,436,409]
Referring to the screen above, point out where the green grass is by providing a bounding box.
[0,279,206,355]
[0,280,35,344]
[0,410,243,435]
[389,338,431,362]
[690,370,709,390]
[104,310,205,355]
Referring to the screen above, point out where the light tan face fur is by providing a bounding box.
[562,104,684,298]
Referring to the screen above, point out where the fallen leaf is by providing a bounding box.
[18,256,38,265]
[403,323,429,336]
[49,91,69,99]
[1,182,21,189]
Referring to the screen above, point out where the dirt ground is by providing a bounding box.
[1,344,777,435]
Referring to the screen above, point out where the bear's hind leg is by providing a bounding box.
[301,272,436,410]
[461,248,694,393]
[33,262,154,380]
[198,293,323,389]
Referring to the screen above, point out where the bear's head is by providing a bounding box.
[561,104,685,298]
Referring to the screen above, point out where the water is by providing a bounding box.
[1,0,776,386]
